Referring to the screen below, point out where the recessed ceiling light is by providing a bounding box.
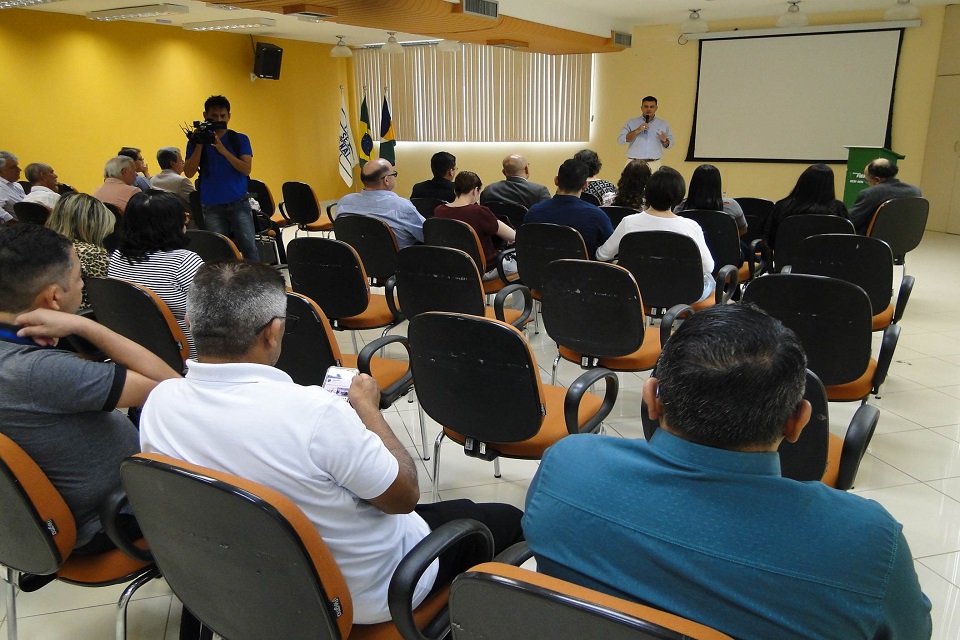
[0,0,64,8]
[182,17,276,31]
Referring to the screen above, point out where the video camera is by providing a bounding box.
[181,120,227,145]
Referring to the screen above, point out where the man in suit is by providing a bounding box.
[848,158,922,234]
[150,147,196,207]
[480,154,551,209]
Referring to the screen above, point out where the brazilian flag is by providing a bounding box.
[358,95,373,167]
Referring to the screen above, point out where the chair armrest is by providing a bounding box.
[836,403,880,491]
[714,264,739,305]
[99,489,153,562]
[893,275,915,324]
[276,201,292,223]
[564,367,619,435]
[384,275,403,321]
[358,334,414,409]
[751,238,771,274]
[659,304,694,348]
[873,323,901,395]
[493,284,533,328]
[325,201,338,223]
[493,541,533,566]
[494,247,517,284]
[389,519,495,640]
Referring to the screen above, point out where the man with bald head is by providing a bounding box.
[336,158,425,249]
[479,154,551,210]
[848,158,922,234]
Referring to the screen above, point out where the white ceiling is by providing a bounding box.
[20,0,946,47]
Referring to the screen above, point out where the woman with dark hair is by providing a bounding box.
[107,190,203,358]
[675,164,747,235]
[597,167,714,301]
[763,164,849,248]
[575,149,617,206]
[434,171,517,280]
[611,159,652,211]
[46,192,116,310]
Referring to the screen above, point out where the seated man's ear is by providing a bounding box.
[34,283,62,311]
[782,399,812,443]
[642,377,663,420]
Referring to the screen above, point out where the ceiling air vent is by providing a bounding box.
[281,4,337,20]
[455,0,499,20]
[612,31,632,47]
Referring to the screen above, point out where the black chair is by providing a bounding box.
[580,191,601,206]
[742,273,900,403]
[287,237,402,354]
[732,197,774,246]
[12,201,49,225]
[770,214,854,272]
[186,190,205,230]
[408,312,618,502]
[791,233,914,331]
[185,229,242,262]
[280,181,334,238]
[514,223,588,334]
[866,197,929,270]
[599,206,636,229]
[248,178,276,219]
[17,180,31,195]
[118,453,494,640]
[423,217,518,296]
[411,197,446,219]
[679,209,759,286]
[333,214,400,287]
[246,178,286,265]
[484,201,527,230]
[540,259,690,385]
[449,562,734,640]
[616,231,738,317]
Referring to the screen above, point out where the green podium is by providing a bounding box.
[843,146,905,208]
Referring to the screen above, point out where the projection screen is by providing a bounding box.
[688,29,903,163]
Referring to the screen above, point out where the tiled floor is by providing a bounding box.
[5,230,960,638]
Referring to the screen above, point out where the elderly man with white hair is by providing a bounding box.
[22,163,61,211]
[0,150,25,224]
[92,156,141,214]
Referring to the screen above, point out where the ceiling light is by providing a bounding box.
[381,32,404,55]
[0,0,63,8]
[885,0,920,21]
[330,35,352,58]
[87,3,187,21]
[680,9,709,34]
[777,2,808,28]
[436,39,462,52]
[204,2,238,8]
[183,17,275,31]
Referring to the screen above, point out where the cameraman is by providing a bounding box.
[184,95,257,261]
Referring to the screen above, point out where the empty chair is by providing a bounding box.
[770,214,855,272]
[333,214,400,286]
[514,223,588,333]
[411,197,446,219]
[185,229,241,262]
[599,205,636,229]
[280,181,334,238]
[248,178,278,221]
[484,201,527,230]
[13,201,49,225]
[449,563,733,640]
[866,196,929,269]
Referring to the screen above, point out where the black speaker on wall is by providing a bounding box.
[254,43,283,80]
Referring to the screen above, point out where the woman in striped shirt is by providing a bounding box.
[107,190,203,359]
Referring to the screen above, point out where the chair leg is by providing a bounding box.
[533,300,541,335]
[115,568,159,640]
[3,566,19,640]
[431,432,445,503]
[493,457,501,479]
[551,353,562,386]
[350,330,359,354]
[417,400,430,461]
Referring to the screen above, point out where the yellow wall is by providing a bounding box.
[0,9,353,200]
[0,5,946,204]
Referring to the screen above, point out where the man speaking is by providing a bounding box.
[618,96,673,172]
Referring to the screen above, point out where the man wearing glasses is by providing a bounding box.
[337,158,425,249]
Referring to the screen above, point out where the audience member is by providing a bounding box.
[479,154,551,209]
[575,149,617,206]
[0,150,24,224]
[92,156,141,214]
[675,164,747,235]
[183,95,258,261]
[150,147,196,206]
[434,171,517,280]
[46,193,116,310]
[117,147,153,193]
[139,261,525,624]
[0,224,179,553]
[848,158,923,234]
[410,151,456,202]
[107,191,203,359]
[763,164,848,248]
[523,303,932,640]
[597,167,714,301]
[611,159,651,211]
[22,162,61,211]
[523,159,614,260]
[337,158,425,249]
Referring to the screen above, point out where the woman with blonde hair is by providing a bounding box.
[45,192,116,309]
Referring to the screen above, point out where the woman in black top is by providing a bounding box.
[763,164,848,248]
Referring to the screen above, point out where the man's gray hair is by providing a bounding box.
[25,163,52,184]
[156,147,182,170]
[0,151,18,170]
[104,156,134,179]
[187,261,287,359]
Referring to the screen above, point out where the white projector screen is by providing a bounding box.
[689,30,903,163]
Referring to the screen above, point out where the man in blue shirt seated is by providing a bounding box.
[337,158,425,249]
[523,304,932,640]
[523,158,613,259]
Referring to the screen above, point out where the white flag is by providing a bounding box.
[338,91,358,187]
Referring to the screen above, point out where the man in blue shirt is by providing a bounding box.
[337,158,425,249]
[523,158,613,259]
[618,95,674,172]
[524,304,932,640]
[184,95,257,261]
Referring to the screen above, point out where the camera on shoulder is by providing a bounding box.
[182,120,227,145]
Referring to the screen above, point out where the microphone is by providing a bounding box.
[642,114,650,133]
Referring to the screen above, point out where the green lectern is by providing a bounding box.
[842,146,905,208]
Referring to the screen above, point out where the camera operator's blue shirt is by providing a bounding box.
[187,131,252,206]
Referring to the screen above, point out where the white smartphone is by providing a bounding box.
[322,366,359,400]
